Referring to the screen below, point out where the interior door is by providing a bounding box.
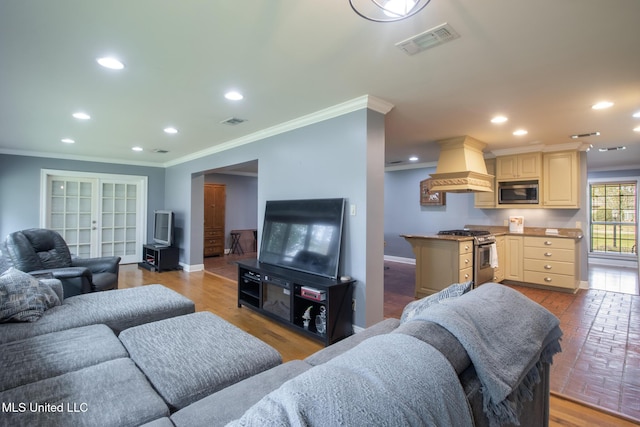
[41,170,147,264]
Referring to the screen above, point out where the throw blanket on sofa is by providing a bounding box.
[227,333,474,427]
[413,283,563,427]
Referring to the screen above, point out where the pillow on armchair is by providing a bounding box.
[400,281,472,323]
[0,268,62,323]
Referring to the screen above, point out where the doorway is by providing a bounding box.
[40,170,147,264]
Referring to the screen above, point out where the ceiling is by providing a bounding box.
[1,0,639,172]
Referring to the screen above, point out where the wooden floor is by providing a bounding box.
[119,264,637,426]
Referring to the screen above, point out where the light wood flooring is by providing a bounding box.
[120,262,637,426]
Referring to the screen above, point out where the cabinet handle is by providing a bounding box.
[544,265,552,270]
[544,252,552,257]
[544,277,552,282]
[464,245,470,251]
[464,259,470,264]
[464,274,470,279]
[544,241,552,246]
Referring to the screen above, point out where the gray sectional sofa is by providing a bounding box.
[0,274,561,427]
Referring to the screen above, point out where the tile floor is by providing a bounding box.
[513,265,640,421]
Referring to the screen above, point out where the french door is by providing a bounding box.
[40,170,148,264]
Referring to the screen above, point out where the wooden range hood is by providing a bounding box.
[429,136,494,193]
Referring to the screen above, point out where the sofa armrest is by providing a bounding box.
[72,256,121,274]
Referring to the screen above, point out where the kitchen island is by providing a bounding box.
[402,226,583,298]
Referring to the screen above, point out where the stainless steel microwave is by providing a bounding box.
[498,181,539,204]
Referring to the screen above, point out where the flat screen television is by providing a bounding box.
[259,198,346,279]
[153,210,174,247]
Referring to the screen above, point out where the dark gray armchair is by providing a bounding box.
[5,228,121,298]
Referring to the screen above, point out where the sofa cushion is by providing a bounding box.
[119,311,282,411]
[400,280,472,323]
[227,334,474,427]
[171,360,312,427]
[0,284,195,345]
[0,324,128,392]
[0,267,61,323]
[0,358,169,427]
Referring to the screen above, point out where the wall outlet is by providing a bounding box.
[350,204,357,216]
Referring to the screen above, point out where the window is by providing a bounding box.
[589,182,637,256]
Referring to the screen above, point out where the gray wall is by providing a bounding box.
[164,109,385,327]
[384,152,591,282]
[0,154,165,242]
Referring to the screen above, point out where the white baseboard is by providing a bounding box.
[384,255,415,265]
[181,263,204,272]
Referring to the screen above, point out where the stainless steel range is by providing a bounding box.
[437,229,496,286]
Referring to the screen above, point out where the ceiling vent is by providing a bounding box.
[152,149,169,154]
[395,23,460,56]
[220,117,247,126]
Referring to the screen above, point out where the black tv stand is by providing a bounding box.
[138,244,180,273]
[236,259,354,346]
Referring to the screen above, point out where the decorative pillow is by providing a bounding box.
[400,281,472,323]
[0,267,62,323]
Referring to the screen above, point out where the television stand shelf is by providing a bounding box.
[236,259,354,346]
[138,244,180,273]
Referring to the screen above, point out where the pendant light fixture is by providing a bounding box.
[349,0,431,22]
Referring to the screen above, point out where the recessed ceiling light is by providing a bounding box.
[513,129,528,136]
[132,146,143,152]
[633,111,640,118]
[96,57,125,70]
[634,126,640,132]
[72,112,91,120]
[409,156,419,162]
[61,138,75,144]
[490,115,508,124]
[164,127,178,134]
[224,91,243,101]
[592,101,613,110]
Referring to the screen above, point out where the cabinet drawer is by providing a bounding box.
[524,246,574,262]
[524,271,576,289]
[459,253,473,270]
[459,241,473,255]
[524,259,575,276]
[204,229,224,238]
[459,267,473,283]
[524,236,574,250]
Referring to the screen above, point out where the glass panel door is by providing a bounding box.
[101,182,139,262]
[43,170,147,264]
[49,177,97,258]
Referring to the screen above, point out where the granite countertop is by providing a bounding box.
[465,225,583,240]
[401,226,583,241]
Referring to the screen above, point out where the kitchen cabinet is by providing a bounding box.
[492,235,505,282]
[474,158,496,208]
[542,150,580,208]
[204,184,226,257]
[523,236,579,291]
[496,153,541,181]
[504,235,523,281]
[402,237,473,299]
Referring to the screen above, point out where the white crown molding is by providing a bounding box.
[1,95,395,169]
[164,95,394,168]
[0,148,163,168]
